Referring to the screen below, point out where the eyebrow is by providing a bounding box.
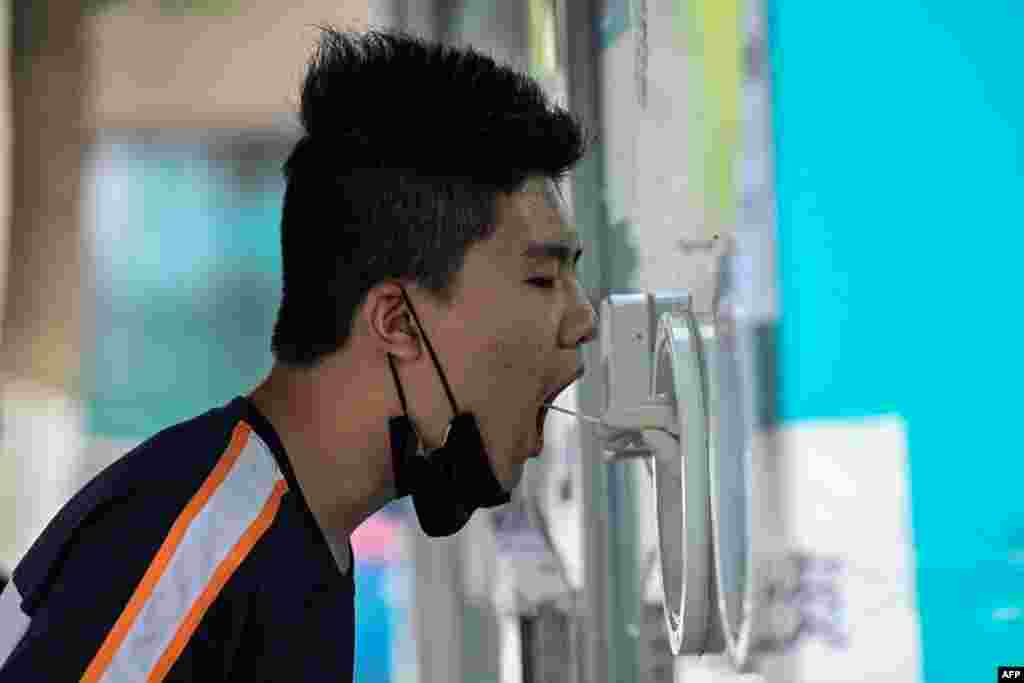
[522,236,584,268]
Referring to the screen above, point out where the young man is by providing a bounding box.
[0,27,598,681]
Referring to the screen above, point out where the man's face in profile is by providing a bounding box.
[434,175,597,490]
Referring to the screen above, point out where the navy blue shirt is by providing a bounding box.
[0,396,355,682]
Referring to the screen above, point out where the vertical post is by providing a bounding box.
[562,1,617,682]
[410,530,465,683]
[0,0,13,574]
[0,0,89,570]
[4,1,88,393]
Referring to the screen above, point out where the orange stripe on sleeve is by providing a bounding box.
[80,422,252,683]
[147,478,288,682]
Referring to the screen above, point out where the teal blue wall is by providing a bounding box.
[85,135,286,439]
[768,2,1023,679]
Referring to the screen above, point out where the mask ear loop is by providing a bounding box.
[388,351,427,456]
[399,286,460,417]
[387,352,410,414]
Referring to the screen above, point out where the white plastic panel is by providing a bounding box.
[600,293,654,427]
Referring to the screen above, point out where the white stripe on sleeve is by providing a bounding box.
[99,433,283,682]
[0,581,31,669]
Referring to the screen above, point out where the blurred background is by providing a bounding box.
[0,1,1021,682]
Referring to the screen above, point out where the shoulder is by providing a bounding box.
[1,400,297,680]
[12,403,242,613]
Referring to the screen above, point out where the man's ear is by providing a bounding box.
[363,281,421,361]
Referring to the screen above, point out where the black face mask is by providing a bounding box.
[387,286,511,537]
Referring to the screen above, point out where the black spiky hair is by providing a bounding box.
[288,26,590,184]
[270,26,594,367]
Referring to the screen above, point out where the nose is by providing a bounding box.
[566,287,599,348]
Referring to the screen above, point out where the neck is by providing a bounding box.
[247,359,399,547]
